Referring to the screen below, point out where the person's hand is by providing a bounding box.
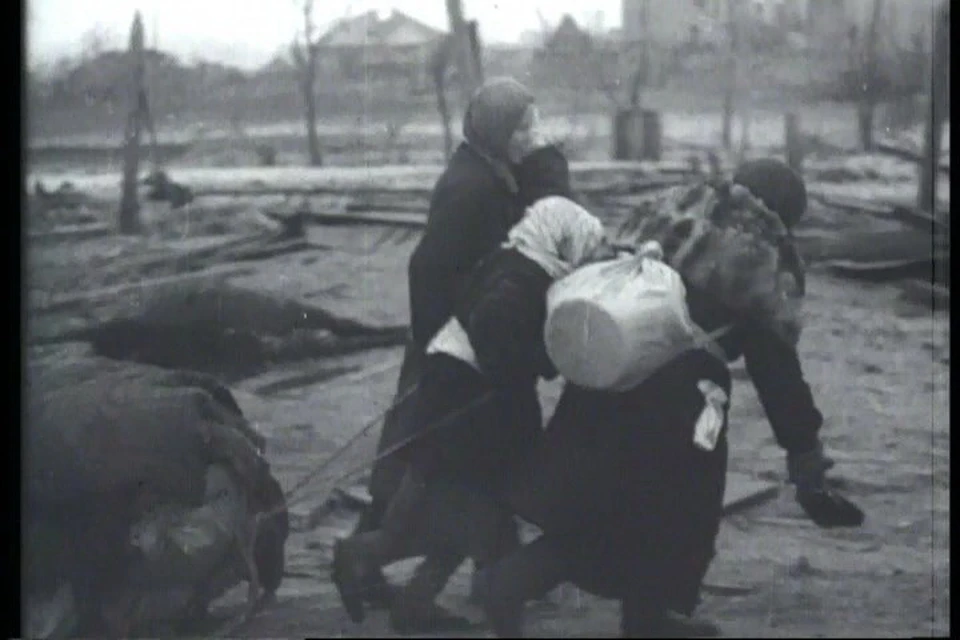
[788,443,864,528]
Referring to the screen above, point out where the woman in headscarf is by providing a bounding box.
[333,195,611,627]
[475,159,865,637]
[345,76,574,620]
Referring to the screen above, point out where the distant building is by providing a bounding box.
[316,9,447,90]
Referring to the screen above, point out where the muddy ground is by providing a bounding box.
[27,230,950,639]
[25,104,950,636]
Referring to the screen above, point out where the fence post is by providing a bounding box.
[784,112,803,172]
[613,107,642,160]
[641,109,662,161]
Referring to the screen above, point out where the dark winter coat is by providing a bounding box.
[370,144,572,505]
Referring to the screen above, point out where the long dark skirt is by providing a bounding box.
[367,341,427,511]
[505,349,732,614]
[395,353,543,495]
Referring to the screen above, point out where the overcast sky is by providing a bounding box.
[27,0,623,69]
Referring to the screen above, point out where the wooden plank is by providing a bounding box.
[28,223,112,244]
[722,472,780,516]
[807,190,893,216]
[225,238,314,262]
[301,210,427,229]
[876,139,950,175]
[889,205,950,234]
[899,278,950,309]
[808,189,950,233]
[94,233,264,278]
[824,253,949,283]
[29,162,685,201]
[30,263,254,314]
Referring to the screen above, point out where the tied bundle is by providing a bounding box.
[613,179,806,347]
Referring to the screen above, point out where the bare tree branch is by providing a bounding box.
[292,0,322,165]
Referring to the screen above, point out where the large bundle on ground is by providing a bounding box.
[24,361,288,638]
[611,179,806,347]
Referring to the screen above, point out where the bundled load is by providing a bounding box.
[612,179,806,346]
[544,244,726,391]
[544,179,806,391]
[24,361,289,638]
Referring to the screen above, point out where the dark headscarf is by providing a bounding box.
[733,158,808,229]
[462,77,535,192]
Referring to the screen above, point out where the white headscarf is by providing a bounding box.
[504,196,607,279]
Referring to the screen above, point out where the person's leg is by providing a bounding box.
[333,467,430,623]
[387,481,521,633]
[469,515,521,604]
[620,593,721,638]
[347,343,425,608]
[389,550,472,634]
[474,535,570,637]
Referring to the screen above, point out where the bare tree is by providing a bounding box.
[445,0,483,107]
[118,11,146,235]
[291,0,323,166]
[857,0,884,151]
[917,0,949,213]
[722,1,742,150]
[429,36,456,160]
[430,5,483,161]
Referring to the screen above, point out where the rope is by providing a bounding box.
[276,372,421,503]
[257,377,497,524]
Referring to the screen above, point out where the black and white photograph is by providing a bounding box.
[24,0,949,636]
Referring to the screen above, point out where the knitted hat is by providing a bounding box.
[732,158,808,229]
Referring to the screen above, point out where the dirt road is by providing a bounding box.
[177,264,946,639]
[25,151,949,636]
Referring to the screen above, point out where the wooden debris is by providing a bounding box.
[807,189,950,235]
[876,139,949,175]
[93,233,266,279]
[824,254,949,283]
[298,209,427,229]
[28,223,112,244]
[889,205,950,233]
[267,328,409,362]
[195,185,434,199]
[253,364,361,396]
[807,190,895,216]
[30,263,254,315]
[722,472,780,516]
[331,485,373,510]
[898,278,950,309]
[226,237,314,262]
[701,582,757,597]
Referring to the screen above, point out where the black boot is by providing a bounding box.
[349,497,401,609]
[389,550,474,635]
[331,537,369,624]
[620,600,721,638]
[475,536,569,638]
[332,470,431,624]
